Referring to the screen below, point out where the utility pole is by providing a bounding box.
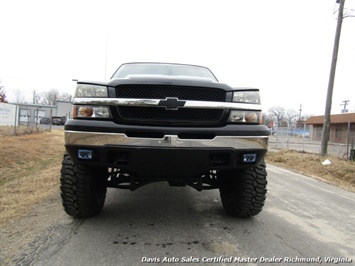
[321,0,345,156]
[340,100,350,113]
[298,104,302,129]
[33,90,36,104]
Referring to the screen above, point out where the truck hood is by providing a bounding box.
[78,75,236,92]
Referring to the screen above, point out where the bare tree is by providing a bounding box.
[268,106,286,127]
[34,93,41,104]
[262,112,274,128]
[41,89,73,105]
[60,92,73,102]
[41,88,60,105]
[0,80,8,103]
[13,89,27,104]
[285,109,298,128]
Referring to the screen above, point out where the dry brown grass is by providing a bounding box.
[266,149,355,192]
[0,125,49,136]
[0,130,65,226]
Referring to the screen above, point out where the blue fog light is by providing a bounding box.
[78,150,93,160]
[243,153,257,163]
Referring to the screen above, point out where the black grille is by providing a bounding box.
[118,107,223,122]
[116,85,225,101]
[115,84,225,125]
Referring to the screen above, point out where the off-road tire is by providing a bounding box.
[60,153,107,218]
[219,161,267,218]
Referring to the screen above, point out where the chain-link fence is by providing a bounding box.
[0,103,53,136]
[1,122,52,136]
[269,126,355,159]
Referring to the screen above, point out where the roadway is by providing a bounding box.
[27,165,355,265]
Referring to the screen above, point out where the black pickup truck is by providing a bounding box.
[61,62,269,218]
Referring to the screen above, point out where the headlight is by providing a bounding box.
[228,111,262,124]
[233,91,260,104]
[75,84,108,97]
[73,105,111,118]
[230,90,262,124]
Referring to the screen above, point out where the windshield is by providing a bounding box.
[111,63,218,81]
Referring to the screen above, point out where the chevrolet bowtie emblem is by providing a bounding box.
[158,97,186,110]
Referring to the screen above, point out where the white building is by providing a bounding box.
[0,101,73,126]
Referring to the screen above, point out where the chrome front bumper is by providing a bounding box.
[65,131,268,150]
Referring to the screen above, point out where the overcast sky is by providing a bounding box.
[0,0,354,116]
